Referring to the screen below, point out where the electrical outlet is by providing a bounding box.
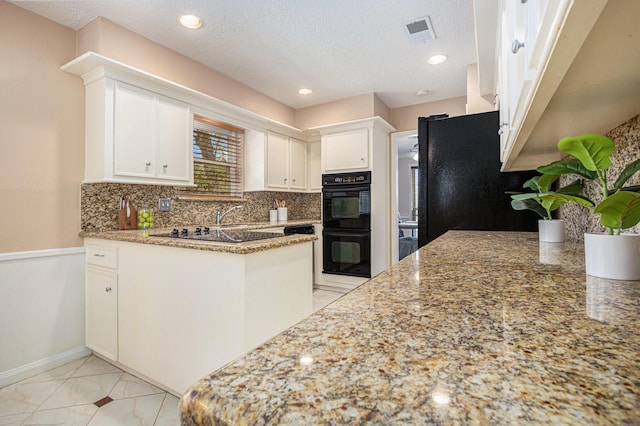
[158,198,171,212]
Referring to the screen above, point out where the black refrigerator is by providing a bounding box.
[417,110,539,248]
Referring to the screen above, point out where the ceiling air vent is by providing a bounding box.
[405,16,436,44]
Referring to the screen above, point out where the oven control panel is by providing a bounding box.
[322,171,371,186]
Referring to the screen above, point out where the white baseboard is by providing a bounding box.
[91,353,182,398]
[314,284,349,293]
[0,346,91,388]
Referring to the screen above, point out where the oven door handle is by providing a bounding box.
[322,186,370,193]
[322,230,371,238]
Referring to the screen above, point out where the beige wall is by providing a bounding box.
[296,93,378,130]
[0,2,470,254]
[373,94,392,124]
[390,96,467,132]
[466,63,495,114]
[77,18,297,127]
[0,1,84,253]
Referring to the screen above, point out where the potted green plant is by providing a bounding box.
[537,133,640,280]
[509,175,593,242]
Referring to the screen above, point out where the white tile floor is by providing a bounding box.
[0,289,343,425]
[312,288,344,312]
[0,356,179,425]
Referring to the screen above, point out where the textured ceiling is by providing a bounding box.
[10,0,477,110]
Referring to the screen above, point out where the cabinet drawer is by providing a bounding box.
[86,245,118,268]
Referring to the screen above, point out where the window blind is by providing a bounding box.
[181,115,244,199]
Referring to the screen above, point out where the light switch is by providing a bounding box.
[158,198,171,212]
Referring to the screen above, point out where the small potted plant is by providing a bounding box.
[509,175,592,242]
[538,133,640,280]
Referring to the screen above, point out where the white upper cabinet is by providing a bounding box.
[113,82,191,183]
[315,117,394,175]
[113,83,156,178]
[266,132,307,191]
[322,128,369,172]
[156,97,192,181]
[244,130,311,192]
[63,53,309,188]
[482,0,617,171]
[288,137,307,190]
[266,132,289,189]
[306,139,321,192]
[84,78,193,185]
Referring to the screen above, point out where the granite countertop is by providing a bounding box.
[179,231,640,424]
[81,220,318,254]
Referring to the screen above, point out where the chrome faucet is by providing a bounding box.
[216,205,242,225]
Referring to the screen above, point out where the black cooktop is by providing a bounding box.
[152,227,282,243]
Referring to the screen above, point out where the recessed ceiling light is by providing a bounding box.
[416,89,429,96]
[179,15,202,29]
[427,54,448,65]
[298,88,313,95]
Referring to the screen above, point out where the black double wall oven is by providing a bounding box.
[322,171,371,278]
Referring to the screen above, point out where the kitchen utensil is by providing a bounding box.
[118,194,137,230]
[277,207,287,223]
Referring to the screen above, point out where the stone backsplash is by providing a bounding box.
[559,114,640,240]
[81,183,321,232]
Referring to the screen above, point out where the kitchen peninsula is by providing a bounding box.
[82,223,316,395]
[180,231,639,424]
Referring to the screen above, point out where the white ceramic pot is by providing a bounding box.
[584,233,640,281]
[538,219,565,243]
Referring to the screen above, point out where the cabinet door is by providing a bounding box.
[86,266,118,361]
[267,132,289,189]
[505,0,529,127]
[307,140,321,191]
[288,138,307,190]
[114,83,156,178]
[156,96,192,182]
[323,129,369,172]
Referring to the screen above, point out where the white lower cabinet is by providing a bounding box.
[116,244,246,394]
[85,245,118,361]
[84,238,312,395]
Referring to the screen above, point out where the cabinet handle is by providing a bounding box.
[511,39,524,54]
[498,122,508,136]
[360,157,365,162]
[93,253,105,258]
[293,179,296,185]
[105,287,112,293]
[284,178,288,184]
[162,164,168,174]
[145,161,151,172]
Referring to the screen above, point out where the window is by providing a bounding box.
[181,115,244,199]
[410,166,418,220]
